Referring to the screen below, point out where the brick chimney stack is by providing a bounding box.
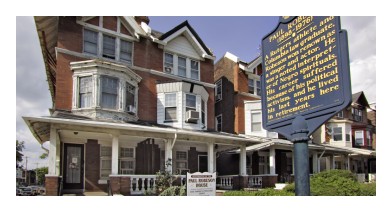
[135,16,150,25]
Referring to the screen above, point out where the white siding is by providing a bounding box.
[244,101,278,138]
[165,36,201,60]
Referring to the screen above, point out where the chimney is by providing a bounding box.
[134,16,150,25]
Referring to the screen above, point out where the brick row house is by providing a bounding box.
[23,16,261,195]
[213,52,376,188]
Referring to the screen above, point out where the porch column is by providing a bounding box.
[331,155,335,170]
[347,155,350,171]
[292,152,295,175]
[312,152,318,173]
[269,147,276,175]
[240,145,247,176]
[111,134,119,175]
[48,125,59,175]
[207,143,214,173]
[165,139,173,173]
[326,157,331,170]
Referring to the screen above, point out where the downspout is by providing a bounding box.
[171,130,178,149]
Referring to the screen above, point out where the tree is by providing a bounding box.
[16,140,25,168]
[35,167,48,185]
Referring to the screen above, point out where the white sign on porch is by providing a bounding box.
[186,172,216,196]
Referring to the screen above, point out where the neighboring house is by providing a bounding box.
[312,91,376,182]
[23,16,261,195]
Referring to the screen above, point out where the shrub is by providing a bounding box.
[223,189,294,196]
[359,183,376,196]
[159,186,186,196]
[283,183,295,193]
[310,170,361,196]
[223,190,258,196]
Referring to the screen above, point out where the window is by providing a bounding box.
[120,147,134,175]
[102,34,116,59]
[215,80,222,102]
[100,146,112,179]
[355,130,364,146]
[120,40,132,63]
[101,76,118,109]
[191,60,199,80]
[337,111,344,118]
[186,94,196,112]
[352,108,363,122]
[126,83,136,113]
[248,79,255,94]
[333,127,342,141]
[165,93,177,121]
[178,56,187,77]
[84,29,98,55]
[163,52,200,81]
[83,28,133,64]
[251,112,262,132]
[256,80,261,96]
[164,53,174,74]
[346,134,351,142]
[367,131,372,147]
[201,99,206,126]
[216,115,222,132]
[79,76,92,108]
[176,151,188,172]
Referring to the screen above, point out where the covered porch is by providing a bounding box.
[23,112,261,196]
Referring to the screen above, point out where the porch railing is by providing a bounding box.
[248,175,262,188]
[216,175,235,190]
[129,175,186,195]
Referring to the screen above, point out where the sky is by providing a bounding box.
[15,16,376,172]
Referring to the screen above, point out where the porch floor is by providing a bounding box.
[62,191,108,196]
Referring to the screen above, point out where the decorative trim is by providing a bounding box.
[77,20,139,42]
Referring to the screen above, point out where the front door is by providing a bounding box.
[198,155,208,172]
[63,143,84,190]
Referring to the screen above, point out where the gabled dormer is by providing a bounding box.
[158,21,215,81]
[350,91,369,123]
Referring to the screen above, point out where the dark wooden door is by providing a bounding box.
[135,139,160,174]
[198,155,208,172]
[63,143,84,190]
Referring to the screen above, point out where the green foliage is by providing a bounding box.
[310,169,361,196]
[16,140,25,168]
[155,159,173,195]
[159,186,186,196]
[36,167,48,185]
[359,183,376,196]
[40,153,48,159]
[223,189,294,196]
[282,183,295,193]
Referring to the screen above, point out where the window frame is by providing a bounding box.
[248,78,255,94]
[215,79,222,102]
[102,34,116,60]
[251,111,262,132]
[83,29,98,55]
[119,39,133,63]
[164,93,177,122]
[163,51,200,81]
[190,59,200,80]
[175,151,188,172]
[79,76,93,108]
[201,99,206,127]
[100,75,119,110]
[355,130,364,146]
[119,147,135,175]
[216,114,222,132]
[333,127,343,141]
[177,56,187,78]
[100,146,112,179]
[164,52,174,74]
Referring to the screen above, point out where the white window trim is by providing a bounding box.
[82,24,134,65]
[100,145,112,180]
[175,151,188,173]
[250,111,262,132]
[164,93,178,122]
[248,75,261,96]
[163,51,200,81]
[355,130,365,146]
[119,147,135,175]
[332,127,343,141]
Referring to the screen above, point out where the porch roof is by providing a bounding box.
[23,115,265,147]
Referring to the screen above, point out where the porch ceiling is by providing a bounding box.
[23,116,263,147]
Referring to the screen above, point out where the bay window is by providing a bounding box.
[333,127,342,141]
[126,83,136,113]
[186,94,196,112]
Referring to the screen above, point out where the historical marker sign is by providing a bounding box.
[261,16,352,140]
[186,172,216,196]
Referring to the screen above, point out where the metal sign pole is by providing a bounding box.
[291,116,310,196]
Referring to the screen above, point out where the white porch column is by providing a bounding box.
[347,155,350,171]
[240,145,247,176]
[48,125,58,175]
[207,143,214,173]
[165,139,173,173]
[326,157,331,170]
[312,152,318,173]
[111,134,119,175]
[331,155,335,170]
[269,147,276,175]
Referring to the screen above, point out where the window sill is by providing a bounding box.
[164,120,178,123]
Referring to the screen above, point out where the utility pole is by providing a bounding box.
[35,163,39,185]
[25,156,28,185]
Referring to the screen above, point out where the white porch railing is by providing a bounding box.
[369,173,376,182]
[248,175,262,188]
[129,175,186,195]
[216,175,235,190]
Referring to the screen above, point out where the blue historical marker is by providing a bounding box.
[261,16,352,195]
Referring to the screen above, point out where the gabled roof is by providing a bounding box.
[159,21,214,59]
[352,91,369,108]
